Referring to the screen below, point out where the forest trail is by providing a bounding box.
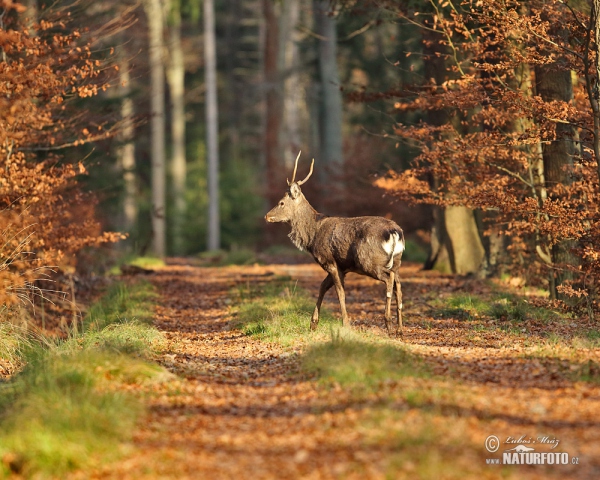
[91,261,600,479]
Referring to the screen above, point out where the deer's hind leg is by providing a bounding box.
[311,274,334,331]
[394,272,403,337]
[384,270,395,335]
[327,267,349,327]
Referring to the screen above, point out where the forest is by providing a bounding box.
[1,0,600,478]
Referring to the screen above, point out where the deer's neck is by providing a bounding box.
[289,200,320,252]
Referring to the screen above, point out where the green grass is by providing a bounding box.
[0,321,33,374]
[108,255,166,275]
[436,292,568,324]
[233,276,337,345]
[85,280,157,331]
[302,330,428,391]
[0,280,165,478]
[436,294,490,321]
[234,278,427,393]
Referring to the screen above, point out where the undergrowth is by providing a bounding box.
[233,277,428,390]
[233,276,336,345]
[435,292,568,324]
[0,280,165,478]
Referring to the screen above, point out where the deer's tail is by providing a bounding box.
[383,229,405,270]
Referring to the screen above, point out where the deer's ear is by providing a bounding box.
[289,183,301,199]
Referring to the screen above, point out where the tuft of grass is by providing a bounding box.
[85,280,156,331]
[108,255,165,275]
[0,321,33,375]
[233,277,336,345]
[0,279,166,478]
[302,330,428,391]
[437,294,489,321]
[0,351,144,477]
[437,292,568,325]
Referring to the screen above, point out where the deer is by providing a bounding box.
[265,152,404,337]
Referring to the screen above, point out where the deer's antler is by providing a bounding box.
[296,158,314,186]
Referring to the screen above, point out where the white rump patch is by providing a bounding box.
[382,232,404,269]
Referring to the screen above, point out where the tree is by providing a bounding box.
[144,0,167,257]
[369,0,600,312]
[205,0,220,250]
[314,0,343,180]
[167,0,187,254]
[0,0,123,306]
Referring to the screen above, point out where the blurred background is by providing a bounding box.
[63,0,430,262]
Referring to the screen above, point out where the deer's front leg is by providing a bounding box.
[311,274,334,330]
[329,268,349,327]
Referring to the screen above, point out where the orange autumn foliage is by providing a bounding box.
[0,3,122,307]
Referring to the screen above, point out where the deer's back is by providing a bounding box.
[309,216,403,278]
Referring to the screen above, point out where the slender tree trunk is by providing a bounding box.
[117,51,137,233]
[314,0,343,179]
[263,0,283,205]
[145,0,167,257]
[279,0,301,169]
[535,62,578,298]
[205,0,220,250]
[167,2,186,254]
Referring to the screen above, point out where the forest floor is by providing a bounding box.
[85,260,600,480]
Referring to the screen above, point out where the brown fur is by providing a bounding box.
[266,182,404,336]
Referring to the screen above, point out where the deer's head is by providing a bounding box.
[265,152,314,223]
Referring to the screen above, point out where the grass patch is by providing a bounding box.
[84,280,157,331]
[0,321,33,375]
[436,292,568,324]
[437,294,489,321]
[108,255,165,275]
[234,277,428,395]
[0,280,165,478]
[302,330,428,391]
[233,277,337,345]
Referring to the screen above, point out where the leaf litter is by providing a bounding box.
[83,261,600,479]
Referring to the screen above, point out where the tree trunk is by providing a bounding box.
[116,51,137,233]
[280,0,301,169]
[263,0,283,205]
[444,206,486,275]
[535,62,578,298]
[421,17,454,273]
[145,0,167,257]
[205,0,220,251]
[167,2,186,254]
[314,0,343,180]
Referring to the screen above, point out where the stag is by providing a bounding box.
[265,153,404,336]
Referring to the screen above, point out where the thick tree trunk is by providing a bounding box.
[535,63,577,299]
[444,207,486,275]
[167,4,186,254]
[314,1,343,180]
[145,0,166,257]
[205,0,220,251]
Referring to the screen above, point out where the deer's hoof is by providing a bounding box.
[310,321,318,331]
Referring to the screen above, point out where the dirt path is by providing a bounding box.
[93,261,600,479]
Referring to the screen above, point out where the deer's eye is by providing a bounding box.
[279,201,284,207]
